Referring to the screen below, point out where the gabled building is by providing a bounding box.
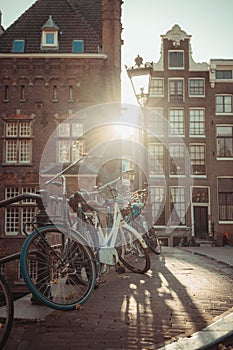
[0,0,122,292]
[127,25,233,247]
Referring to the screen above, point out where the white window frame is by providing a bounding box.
[189,108,205,137]
[216,95,233,115]
[149,78,164,97]
[149,108,165,137]
[4,186,37,236]
[216,125,233,159]
[41,30,58,48]
[168,78,184,102]
[57,121,84,163]
[150,186,166,226]
[169,144,185,176]
[169,109,184,136]
[189,78,205,97]
[218,177,233,223]
[170,187,186,226]
[4,121,33,164]
[149,143,164,175]
[168,50,184,70]
[190,144,206,176]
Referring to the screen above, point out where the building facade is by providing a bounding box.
[127,25,233,247]
[0,0,122,293]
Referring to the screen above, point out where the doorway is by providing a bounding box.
[194,206,208,237]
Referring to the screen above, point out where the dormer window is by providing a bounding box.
[41,15,59,49]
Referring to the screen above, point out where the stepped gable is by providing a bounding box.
[0,0,101,53]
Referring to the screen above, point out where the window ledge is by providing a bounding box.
[1,163,33,166]
[217,157,233,160]
[189,95,205,98]
[215,113,233,116]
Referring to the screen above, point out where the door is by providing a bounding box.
[194,206,208,237]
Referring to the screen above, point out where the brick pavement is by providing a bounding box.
[5,247,233,350]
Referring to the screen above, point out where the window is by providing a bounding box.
[218,178,233,221]
[170,187,186,225]
[41,31,58,48]
[169,79,183,101]
[4,187,37,235]
[149,143,164,175]
[216,126,233,158]
[57,121,84,163]
[169,109,184,136]
[169,144,185,175]
[189,79,205,96]
[41,16,59,49]
[69,86,74,101]
[19,260,38,281]
[189,109,205,136]
[72,40,84,53]
[4,121,32,164]
[150,187,165,225]
[168,51,184,69]
[52,85,58,101]
[20,85,25,101]
[4,85,9,101]
[216,70,232,79]
[192,187,209,203]
[149,78,164,97]
[216,95,232,114]
[12,40,25,53]
[190,144,206,175]
[149,109,164,137]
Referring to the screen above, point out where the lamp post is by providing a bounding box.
[125,55,153,224]
[125,55,151,107]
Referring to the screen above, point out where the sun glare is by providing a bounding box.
[114,124,137,140]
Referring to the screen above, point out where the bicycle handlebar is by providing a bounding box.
[0,193,43,208]
[97,169,135,192]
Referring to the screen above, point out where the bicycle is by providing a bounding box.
[122,188,161,255]
[0,187,96,312]
[20,155,150,310]
[69,169,151,276]
[0,273,14,349]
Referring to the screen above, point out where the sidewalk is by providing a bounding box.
[8,246,233,350]
[159,246,233,350]
[180,246,233,267]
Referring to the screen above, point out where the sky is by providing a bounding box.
[1,0,233,104]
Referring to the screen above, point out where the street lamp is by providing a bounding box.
[125,55,153,223]
[125,55,152,106]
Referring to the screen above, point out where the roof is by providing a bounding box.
[0,0,102,53]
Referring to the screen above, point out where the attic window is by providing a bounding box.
[12,40,25,53]
[72,40,84,53]
[41,15,59,49]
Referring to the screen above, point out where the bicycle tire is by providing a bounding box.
[146,227,162,255]
[0,274,14,349]
[117,225,150,274]
[20,225,96,311]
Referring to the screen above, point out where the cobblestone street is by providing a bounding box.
[5,247,233,350]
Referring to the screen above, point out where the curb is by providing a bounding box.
[158,311,233,350]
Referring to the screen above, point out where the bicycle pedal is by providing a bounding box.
[116,266,126,274]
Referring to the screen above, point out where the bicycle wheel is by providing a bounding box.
[20,225,96,311]
[0,274,14,348]
[117,225,150,274]
[148,227,162,255]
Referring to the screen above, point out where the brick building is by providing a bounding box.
[0,0,122,293]
[127,25,233,247]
